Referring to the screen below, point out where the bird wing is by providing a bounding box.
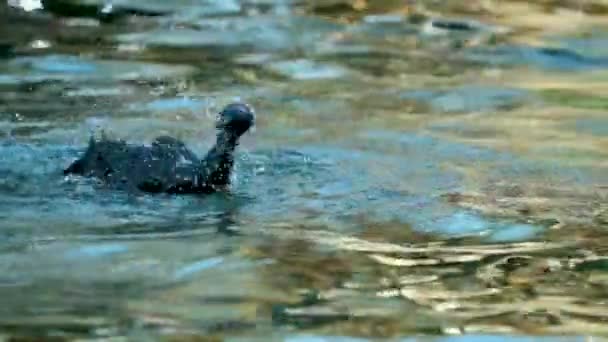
[152,136,200,165]
[132,138,203,193]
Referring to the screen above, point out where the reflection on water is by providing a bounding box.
[1,0,608,340]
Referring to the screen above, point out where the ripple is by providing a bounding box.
[465,45,608,71]
[63,243,129,259]
[0,54,195,85]
[267,59,350,80]
[400,85,531,113]
[114,15,342,54]
[2,1,608,338]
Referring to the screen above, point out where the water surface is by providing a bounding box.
[1,0,608,340]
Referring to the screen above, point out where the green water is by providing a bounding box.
[1,0,608,340]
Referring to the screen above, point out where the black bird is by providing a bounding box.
[64,103,255,194]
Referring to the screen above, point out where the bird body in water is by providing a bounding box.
[64,103,255,194]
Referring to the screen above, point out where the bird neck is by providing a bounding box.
[199,130,240,189]
[214,130,239,153]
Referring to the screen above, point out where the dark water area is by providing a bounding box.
[1,0,608,341]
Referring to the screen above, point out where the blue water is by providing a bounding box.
[284,335,585,342]
[1,0,608,339]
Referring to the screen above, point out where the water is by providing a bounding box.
[1,0,608,340]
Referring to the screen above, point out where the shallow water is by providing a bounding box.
[1,0,608,340]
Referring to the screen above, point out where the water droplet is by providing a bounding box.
[29,40,51,49]
[100,3,114,14]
